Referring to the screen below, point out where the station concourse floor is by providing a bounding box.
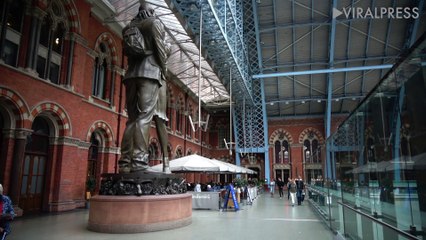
[9,192,336,240]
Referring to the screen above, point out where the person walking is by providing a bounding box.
[277,178,285,199]
[269,178,276,197]
[0,184,15,240]
[296,175,305,205]
[287,177,291,200]
[288,178,297,206]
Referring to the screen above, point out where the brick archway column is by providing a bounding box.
[9,129,32,213]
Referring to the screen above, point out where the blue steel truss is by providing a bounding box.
[166,0,253,103]
[166,0,267,158]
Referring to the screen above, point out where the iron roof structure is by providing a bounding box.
[98,0,426,165]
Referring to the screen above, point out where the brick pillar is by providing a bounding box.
[9,129,31,216]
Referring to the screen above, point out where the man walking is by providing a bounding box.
[295,175,304,205]
[277,178,285,199]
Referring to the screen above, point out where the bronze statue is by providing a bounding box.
[119,1,170,173]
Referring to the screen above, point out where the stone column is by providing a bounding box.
[9,129,32,212]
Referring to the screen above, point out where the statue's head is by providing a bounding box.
[138,0,155,19]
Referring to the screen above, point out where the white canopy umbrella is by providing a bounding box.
[209,159,236,173]
[151,154,220,172]
[211,159,257,174]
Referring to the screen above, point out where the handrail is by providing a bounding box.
[338,201,420,240]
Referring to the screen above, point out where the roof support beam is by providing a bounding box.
[253,64,393,79]
[252,0,270,183]
[325,0,338,180]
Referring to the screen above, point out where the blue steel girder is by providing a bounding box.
[234,0,267,155]
[166,0,253,104]
[167,0,266,152]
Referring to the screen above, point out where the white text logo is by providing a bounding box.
[333,7,419,19]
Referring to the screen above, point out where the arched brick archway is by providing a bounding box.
[38,0,81,33]
[30,102,71,137]
[0,87,30,128]
[86,120,114,147]
[94,32,119,66]
[269,128,294,145]
[298,127,324,144]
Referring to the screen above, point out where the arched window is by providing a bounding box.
[274,140,281,163]
[273,132,291,164]
[312,139,319,162]
[0,0,25,67]
[92,42,111,100]
[283,140,290,163]
[37,2,67,84]
[303,133,322,164]
[175,147,183,158]
[186,149,192,156]
[176,98,184,133]
[304,139,311,163]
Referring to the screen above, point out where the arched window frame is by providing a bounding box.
[303,131,321,164]
[176,97,184,133]
[37,1,68,84]
[175,146,183,159]
[274,138,290,164]
[0,0,25,67]
[91,42,112,101]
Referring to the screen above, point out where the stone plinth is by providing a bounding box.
[88,194,192,233]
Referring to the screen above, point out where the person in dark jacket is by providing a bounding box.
[118,0,171,173]
[295,175,305,205]
[276,178,285,199]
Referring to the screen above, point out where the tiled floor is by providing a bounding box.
[8,192,335,240]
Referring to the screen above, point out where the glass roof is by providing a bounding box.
[105,0,229,105]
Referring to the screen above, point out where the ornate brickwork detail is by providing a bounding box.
[94,32,119,66]
[86,120,114,147]
[298,127,324,144]
[30,102,71,136]
[269,128,294,145]
[0,86,30,128]
[63,0,81,33]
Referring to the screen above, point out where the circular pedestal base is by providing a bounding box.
[88,194,192,233]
